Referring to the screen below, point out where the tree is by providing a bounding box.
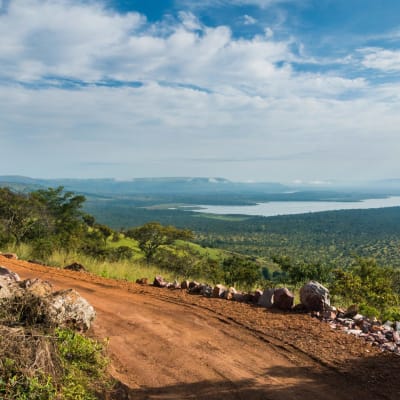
[0,188,39,244]
[30,187,86,257]
[96,224,114,246]
[125,222,193,263]
[222,256,260,288]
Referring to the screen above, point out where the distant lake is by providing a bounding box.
[192,197,400,217]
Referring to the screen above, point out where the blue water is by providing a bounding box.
[192,197,400,217]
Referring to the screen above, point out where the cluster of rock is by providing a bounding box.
[149,276,331,311]
[315,305,400,355]
[0,266,95,331]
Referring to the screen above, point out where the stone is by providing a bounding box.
[395,322,400,332]
[299,281,330,312]
[19,278,53,297]
[0,278,13,299]
[167,280,181,289]
[224,287,237,300]
[181,280,190,290]
[212,284,227,298]
[292,303,308,313]
[153,275,167,288]
[344,304,359,318]
[273,288,294,310]
[64,262,86,272]
[188,283,203,294]
[0,266,20,282]
[353,314,364,322]
[258,288,275,308]
[393,331,400,344]
[232,292,246,302]
[136,278,149,285]
[45,289,95,331]
[252,290,263,304]
[322,310,337,320]
[1,253,18,260]
[200,284,213,297]
[189,281,200,289]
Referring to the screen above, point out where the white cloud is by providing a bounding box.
[360,47,400,72]
[243,14,257,25]
[0,0,398,181]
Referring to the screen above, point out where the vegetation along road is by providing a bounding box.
[2,255,399,400]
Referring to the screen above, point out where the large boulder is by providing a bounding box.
[273,288,294,310]
[258,288,275,308]
[45,289,95,331]
[300,281,330,312]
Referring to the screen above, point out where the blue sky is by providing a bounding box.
[1,0,400,183]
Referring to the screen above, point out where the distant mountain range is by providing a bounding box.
[0,175,288,196]
[1,175,400,200]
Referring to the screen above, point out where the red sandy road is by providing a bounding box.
[1,255,399,400]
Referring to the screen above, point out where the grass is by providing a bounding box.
[1,244,182,284]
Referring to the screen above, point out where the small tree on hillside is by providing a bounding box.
[125,222,193,263]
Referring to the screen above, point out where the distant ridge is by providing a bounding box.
[0,175,288,196]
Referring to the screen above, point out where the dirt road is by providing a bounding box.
[1,255,399,400]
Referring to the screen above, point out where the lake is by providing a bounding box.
[192,196,400,217]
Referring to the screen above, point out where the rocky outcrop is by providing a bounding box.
[300,281,330,312]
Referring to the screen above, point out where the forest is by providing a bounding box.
[1,186,400,321]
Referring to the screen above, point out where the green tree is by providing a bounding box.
[0,188,39,244]
[222,256,260,288]
[126,222,193,263]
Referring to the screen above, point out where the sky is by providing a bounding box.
[1,0,400,183]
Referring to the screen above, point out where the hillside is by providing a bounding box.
[2,255,399,400]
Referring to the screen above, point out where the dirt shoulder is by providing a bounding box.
[1,255,399,400]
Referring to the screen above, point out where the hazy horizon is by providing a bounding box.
[1,1,400,182]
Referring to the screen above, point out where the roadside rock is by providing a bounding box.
[212,284,227,298]
[344,304,359,318]
[1,253,18,260]
[253,290,263,304]
[64,262,86,272]
[0,278,13,299]
[181,280,190,290]
[300,281,330,312]
[0,266,20,282]
[258,288,275,308]
[19,278,53,297]
[136,278,149,285]
[232,292,246,302]
[273,288,294,310]
[153,275,168,288]
[224,287,237,300]
[45,289,95,331]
